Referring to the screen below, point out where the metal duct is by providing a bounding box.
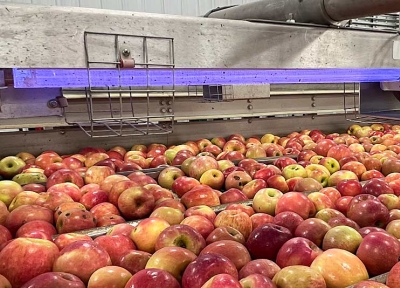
[206,0,400,25]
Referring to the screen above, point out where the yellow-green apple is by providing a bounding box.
[322,226,362,253]
[245,145,266,159]
[239,259,281,280]
[54,233,93,250]
[214,210,252,240]
[276,237,323,268]
[150,207,184,225]
[315,208,345,223]
[0,156,26,179]
[370,144,388,153]
[211,137,226,149]
[294,218,331,247]
[378,194,400,210]
[0,180,23,207]
[313,139,337,157]
[246,223,292,261]
[358,227,386,238]
[355,126,372,138]
[180,215,214,239]
[347,194,389,228]
[96,214,125,227]
[318,157,340,174]
[201,274,242,288]
[82,166,114,186]
[309,155,324,164]
[282,164,307,179]
[47,182,83,202]
[146,247,197,281]
[225,171,252,191]
[273,265,326,288]
[188,156,219,180]
[16,151,35,165]
[206,226,245,245]
[239,274,277,288]
[361,170,385,181]
[53,240,112,284]
[118,186,155,220]
[79,190,108,210]
[182,253,238,288]
[275,192,316,219]
[310,249,368,287]
[125,268,180,288]
[200,169,224,190]
[172,176,201,198]
[114,250,151,275]
[386,219,400,238]
[56,208,96,234]
[34,152,62,169]
[217,160,235,172]
[154,199,186,213]
[46,169,84,188]
[328,217,360,230]
[90,202,120,221]
[19,272,85,288]
[130,217,170,253]
[98,174,129,195]
[87,266,131,288]
[158,167,185,190]
[8,191,40,211]
[348,124,362,135]
[389,209,400,222]
[252,188,283,216]
[16,220,56,239]
[108,180,139,207]
[0,238,59,288]
[200,240,251,270]
[94,234,135,265]
[0,202,8,226]
[181,156,197,175]
[184,205,216,222]
[260,133,276,144]
[304,164,330,187]
[5,204,53,235]
[219,188,248,204]
[307,192,334,212]
[130,144,147,154]
[327,170,358,187]
[181,185,220,208]
[357,231,400,276]
[155,224,206,255]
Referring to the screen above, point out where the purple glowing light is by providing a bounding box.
[12,68,400,88]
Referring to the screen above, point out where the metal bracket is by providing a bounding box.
[119,47,135,68]
[380,81,400,91]
[0,70,5,89]
[394,41,400,60]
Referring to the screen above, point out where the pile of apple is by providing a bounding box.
[2,123,400,287]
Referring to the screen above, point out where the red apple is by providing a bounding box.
[214,210,252,240]
[206,226,246,245]
[84,166,115,185]
[188,156,219,180]
[220,188,248,204]
[225,171,253,191]
[337,179,362,197]
[130,217,170,253]
[184,205,216,223]
[118,186,155,220]
[294,218,331,247]
[181,215,214,239]
[54,233,93,250]
[56,208,96,234]
[46,169,84,189]
[276,237,323,268]
[362,178,394,197]
[171,176,200,198]
[181,185,220,208]
[20,272,85,288]
[202,274,242,288]
[124,268,180,288]
[347,194,389,228]
[94,234,136,265]
[35,152,62,169]
[115,250,152,275]
[16,220,56,238]
[239,259,281,280]
[275,192,316,219]
[328,217,360,230]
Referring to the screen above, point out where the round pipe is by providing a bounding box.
[207,0,400,25]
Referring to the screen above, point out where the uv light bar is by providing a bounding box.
[12,68,400,88]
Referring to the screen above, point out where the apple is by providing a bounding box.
[382,157,400,176]
[282,164,307,179]
[386,261,400,288]
[0,238,59,288]
[130,217,170,253]
[276,237,323,268]
[155,199,186,213]
[0,225,12,247]
[150,207,184,225]
[188,156,219,180]
[87,266,132,288]
[202,274,242,288]
[347,194,389,228]
[22,183,46,193]
[180,215,214,239]
[273,211,304,234]
[172,176,200,198]
[46,169,84,188]
[211,137,226,148]
[314,208,345,223]
[362,178,394,197]
[54,233,93,250]
[43,162,67,177]
[294,218,331,247]
[246,223,292,261]
[353,280,390,288]
[297,150,317,162]
[386,219,400,238]
[56,208,96,234]
[173,149,196,166]
[96,214,125,227]
[144,182,173,202]
[318,157,340,174]
[184,205,216,222]
[226,203,254,217]
[35,191,74,211]
[54,202,86,222]
[94,234,136,265]
[118,186,155,220]
[181,185,220,208]
[53,240,112,284]
[328,217,360,230]
[84,166,114,185]
[145,246,197,282]
[336,179,362,197]
[98,174,129,195]
[34,152,62,169]
[253,167,278,182]
[313,139,337,157]
[307,192,334,212]
[0,156,26,179]
[310,249,369,288]
[217,159,235,172]
[225,171,252,191]
[5,204,53,235]
[20,272,85,288]
[356,231,400,276]
[16,152,35,164]
[206,226,246,245]
[114,249,151,275]
[181,253,238,288]
[214,210,252,240]
[79,190,108,210]
[294,178,323,193]
[219,188,247,204]
[358,226,387,238]
[328,170,359,187]
[239,259,281,280]
[158,167,185,190]
[124,268,180,288]
[378,194,400,210]
[252,188,283,216]
[200,169,224,190]
[322,226,362,253]
[150,155,169,168]
[16,220,56,239]
[266,175,289,193]
[275,192,316,220]
[272,265,326,288]
[0,180,23,207]
[47,183,83,202]
[273,157,297,170]
[8,191,40,211]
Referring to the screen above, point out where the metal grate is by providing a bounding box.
[64,31,176,138]
[350,13,400,31]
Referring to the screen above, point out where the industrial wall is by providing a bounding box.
[1,0,257,16]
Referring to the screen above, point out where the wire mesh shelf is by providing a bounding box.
[64,31,175,138]
[187,85,236,102]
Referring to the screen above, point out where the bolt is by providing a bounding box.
[159,100,165,105]
[59,131,65,135]
[47,99,59,109]
[167,108,173,113]
[248,104,253,110]
[312,115,316,119]
[122,49,131,57]
[167,100,173,105]
[248,119,252,123]
[247,99,252,103]
[160,108,167,113]
[311,96,316,101]
[311,103,316,107]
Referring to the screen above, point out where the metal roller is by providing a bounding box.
[207,0,400,25]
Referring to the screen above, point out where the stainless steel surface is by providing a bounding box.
[207,0,400,25]
[0,114,351,156]
[0,3,399,69]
